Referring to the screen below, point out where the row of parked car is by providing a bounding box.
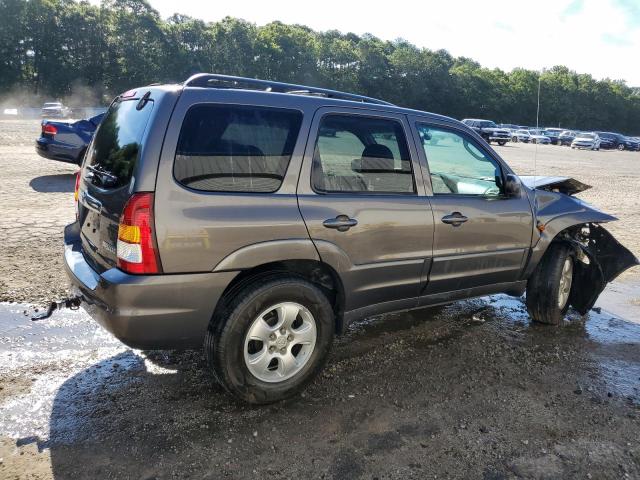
[462,118,640,151]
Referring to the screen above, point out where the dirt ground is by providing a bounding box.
[0,119,639,479]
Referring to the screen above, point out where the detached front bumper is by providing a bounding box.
[63,222,238,349]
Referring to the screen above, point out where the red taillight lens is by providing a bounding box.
[43,124,57,135]
[116,193,162,274]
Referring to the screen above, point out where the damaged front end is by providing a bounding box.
[523,176,639,315]
[558,224,639,314]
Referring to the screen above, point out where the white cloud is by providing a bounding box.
[96,0,640,85]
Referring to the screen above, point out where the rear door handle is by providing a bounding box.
[441,212,468,227]
[323,215,358,232]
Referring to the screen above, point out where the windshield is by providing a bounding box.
[579,133,596,139]
[85,98,153,188]
[480,121,497,128]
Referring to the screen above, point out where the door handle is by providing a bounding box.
[441,212,468,227]
[323,215,358,232]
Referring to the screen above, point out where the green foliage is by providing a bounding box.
[1,0,639,134]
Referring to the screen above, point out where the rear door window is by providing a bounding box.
[312,114,415,194]
[86,99,153,188]
[174,104,303,193]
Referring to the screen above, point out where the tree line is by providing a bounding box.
[2,0,639,134]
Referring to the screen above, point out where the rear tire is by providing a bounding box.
[526,243,576,325]
[205,275,335,404]
[498,140,507,146]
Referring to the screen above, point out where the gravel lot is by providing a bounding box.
[1,119,639,479]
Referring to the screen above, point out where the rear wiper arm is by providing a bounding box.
[86,165,118,187]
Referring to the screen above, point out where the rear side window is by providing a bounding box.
[174,104,303,193]
[86,99,153,188]
[312,114,415,194]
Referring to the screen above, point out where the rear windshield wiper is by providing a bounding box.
[86,165,118,187]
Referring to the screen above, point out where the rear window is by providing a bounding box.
[174,104,303,193]
[86,98,153,188]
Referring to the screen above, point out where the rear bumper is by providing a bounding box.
[63,222,239,349]
[35,138,82,164]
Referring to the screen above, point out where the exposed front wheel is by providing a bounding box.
[498,140,507,146]
[205,276,335,404]
[526,243,576,325]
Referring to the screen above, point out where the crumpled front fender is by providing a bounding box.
[522,189,638,314]
[567,224,639,314]
[523,190,616,278]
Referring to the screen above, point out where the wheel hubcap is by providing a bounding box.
[243,302,317,383]
[557,258,573,309]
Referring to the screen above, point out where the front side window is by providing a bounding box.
[312,114,415,194]
[417,124,503,196]
[174,104,303,193]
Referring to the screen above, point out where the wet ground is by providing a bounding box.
[1,286,639,479]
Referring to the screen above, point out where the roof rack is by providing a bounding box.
[184,73,394,106]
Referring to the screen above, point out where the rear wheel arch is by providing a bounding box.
[211,259,346,335]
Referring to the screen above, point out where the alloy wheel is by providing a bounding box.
[243,302,317,382]
[557,258,573,309]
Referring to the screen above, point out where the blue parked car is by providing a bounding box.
[35,113,104,165]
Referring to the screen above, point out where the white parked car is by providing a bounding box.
[571,132,601,150]
[528,129,551,145]
[41,102,71,118]
[511,129,532,143]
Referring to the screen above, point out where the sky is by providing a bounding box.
[133,0,640,85]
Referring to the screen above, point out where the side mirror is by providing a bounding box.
[504,174,523,198]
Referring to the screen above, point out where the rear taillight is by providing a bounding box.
[74,170,81,202]
[74,171,81,218]
[117,193,162,274]
[42,124,57,136]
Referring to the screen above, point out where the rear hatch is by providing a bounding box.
[77,95,154,273]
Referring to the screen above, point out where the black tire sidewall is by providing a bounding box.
[212,278,334,404]
[526,243,576,325]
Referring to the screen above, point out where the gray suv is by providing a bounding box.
[64,74,637,404]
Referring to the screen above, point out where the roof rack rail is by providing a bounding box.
[184,73,394,106]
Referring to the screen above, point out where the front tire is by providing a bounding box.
[498,140,507,146]
[526,243,575,325]
[205,276,335,404]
